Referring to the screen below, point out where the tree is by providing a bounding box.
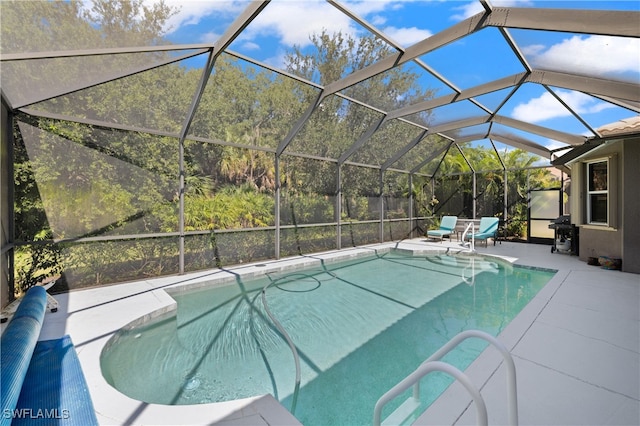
[283,31,437,215]
[83,0,177,48]
[8,0,182,292]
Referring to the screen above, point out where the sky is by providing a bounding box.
[151,0,639,153]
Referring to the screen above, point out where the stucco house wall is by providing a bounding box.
[621,138,640,273]
[568,123,640,274]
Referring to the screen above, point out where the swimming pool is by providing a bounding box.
[100,251,555,425]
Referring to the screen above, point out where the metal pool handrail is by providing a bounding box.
[462,256,475,286]
[374,361,488,426]
[462,221,475,251]
[261,284,301,414]
[373,329,518,426]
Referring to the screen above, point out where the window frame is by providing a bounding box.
[586,158,609,226]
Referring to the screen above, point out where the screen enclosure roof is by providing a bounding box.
[1,0,639,176]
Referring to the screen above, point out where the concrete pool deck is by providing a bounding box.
[4,240,639,425]
[415,241,639,425]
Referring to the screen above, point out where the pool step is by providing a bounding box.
[382,397,421,426]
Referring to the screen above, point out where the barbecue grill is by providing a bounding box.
[548,215,579,255]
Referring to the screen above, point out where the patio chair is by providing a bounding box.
[426,215,457,242]
[466,217,499,247]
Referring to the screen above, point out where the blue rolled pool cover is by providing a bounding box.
[1,286,48,426]
[13,335,98,425]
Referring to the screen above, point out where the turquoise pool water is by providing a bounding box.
[100,252,554,425]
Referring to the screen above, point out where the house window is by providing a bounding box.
[587,159,608,225]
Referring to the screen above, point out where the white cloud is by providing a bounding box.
[155,0,436,59]
[236,1,357,48]
[370,15,387,26]
[346,0,406,16]
[521,44,544,57]
[511,90,614,123]
[241,41,260,51]
[162,0,360,49]
[246,1,431,49]
[529,35,640,77]
[450,2,483,21]
[199,31,221,44]
[383,26,432,48]
[154,0,248,35]
[254,47,292,69]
